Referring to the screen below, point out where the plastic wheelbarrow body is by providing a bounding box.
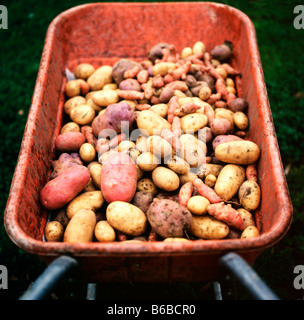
[4,2,292,283]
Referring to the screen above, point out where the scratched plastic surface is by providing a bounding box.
[4,2,292,283]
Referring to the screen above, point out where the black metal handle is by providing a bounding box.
[219,252,280,300]
[19,255,79,300]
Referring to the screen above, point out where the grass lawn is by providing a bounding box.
[0,0,304,300]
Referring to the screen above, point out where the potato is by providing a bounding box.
[233,111,249,130]
[92,89,119,107]
[131,191,154,213]
[193,41,206,55]
[74,63,95,80]
[214,164,245,201]
[40,165,90,210]
[136,110,171,136]
[163,237,189,242]
[55,132,85,153]
[66,190,104,219]
[238,180,261,211]
[199,86,212,101]
[210,118,233,136]
[70,104,95,125]
[106,201,148,236]
[152,167,180,192]
[79,143,96,163]
[52,208,70,228]
[63,209,96,243]
[190,215,229,239]
[179,172,198,185]
[87,65,113,91]
[136,165,144,181]
[118,140,135,153]
[135,135,148,154]
[179,134,206,168]
[44,221,64,242]
[215,141,260,165]
[152,62,176,76]
[103,83,118,91]
[64,96,87,115]
[129,148,141,162]
[212,134,243,150]
[100,152,137,203]
[94,220,116,242]
[50,153,83,179]
[89,163,102,189]
[196,163,223,179]
[228,97,248,113]
[181,47,193,59]
[146,135,173,159]
[136,152,159,171]
[204,174,217,188]
[215,108,234,128]
[112,59,140,84]
[149,103,168,118]
[180,113,208,133]
[65,79,87,98]
[167,155,190,175]
[84,177,97,192]
[237,208,255,227]
[61,122,80,134]
[187,196,210,215]
[137,178,158,195]
[147,198,193,238]
[241,226,260,239]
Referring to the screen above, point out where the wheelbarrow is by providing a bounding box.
[4,2,292,298]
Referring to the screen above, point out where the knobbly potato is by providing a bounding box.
[167,155,190,175]
[70,104,95,125]
[64,209,96,243]
[79,143,96,163]
[44,221,64,242]
[190,215,229,239]
[61,122,80,134]
[136,110,171,136]
[215,141,260,165]
[239,180,261,211]
[106,201,148,236]
[136,152,160,171]
[241,226,260,239]
[152,167,180,192]
[187,196,210,215]
[180,113,208,133]
[94,220,116,242]
[237,208,255,227]
[137,178,158,195]
[196,163,223,179]
[214,164,245,201]
[66,190,104,219]
[146,135,173,159]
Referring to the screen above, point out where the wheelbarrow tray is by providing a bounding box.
[4,2,293,283]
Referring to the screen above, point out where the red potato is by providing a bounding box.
[147,198,193,238]
[55,132,85,153]
[40,165,90,210]
[100,152,137,203]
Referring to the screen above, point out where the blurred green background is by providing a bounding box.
[0,0,304,300]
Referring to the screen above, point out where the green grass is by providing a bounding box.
[1,0,304,300]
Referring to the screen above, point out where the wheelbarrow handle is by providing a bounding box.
[19,255,78,300]
[219,252,280,300]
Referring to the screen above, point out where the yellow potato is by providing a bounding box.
[149,103,168,118]
[179,134,207,168]
[136,165,144,181]
[103,83,118,91]
[190,216,229,239]
[86,98,103,113]
[137,178,158,195]
[241,226,260,239]
[64,96,86,115]
[118,140,135,152]
[61,122,80,134]
[215,108,234,128]
[89,163,102,189]
[83,177,97,192]
[181,46,193,59]
[196,163,223,179]
[152,62,176,76]
[215,141,260,165]
[67,191,104,219]
[238,180,261,211]
[146,135,173,159]
[70,104,95,125]
[87,65,113,91]
[44,221,64,242]
[204,174,217,188]
[167,155,190,175]
[92,89,119,107]
[136,110,171,136]
[94,220,116,242]
[192,41,206,55]
[74,63,95,80]
[79,143,96,163]
[187,196,210,215]
[63,209,96,243]
[179,172,198,185]
[152,167,180,191]
[237,208,255,227]
[135,135,148,154]
[233,111,249,130]
[129,147,141,162]
[106,201,148,236]
[214,164,245,201]
[136,152,160,171]
[163,237,189,242]
[180,113,208,133]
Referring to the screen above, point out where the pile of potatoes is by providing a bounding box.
[41,41,261,244]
